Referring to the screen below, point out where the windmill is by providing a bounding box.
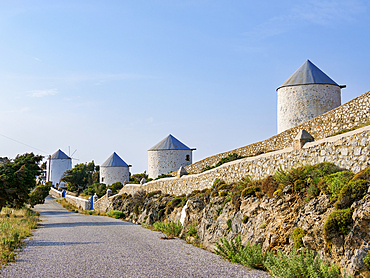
[68,146,79,166]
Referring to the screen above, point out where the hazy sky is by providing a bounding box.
[1,0,369,173]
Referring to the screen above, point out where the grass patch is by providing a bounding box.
[153,221,182,238]
[0,208,39,267]
[215,235,344,277]
[106,210,126,219]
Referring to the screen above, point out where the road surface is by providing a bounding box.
[0,197,270,278]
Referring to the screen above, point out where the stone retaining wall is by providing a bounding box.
[180,90,370,175]
[49,187,63,199]
[93,193,118,212]
[122,125,370,197]
[65,195,90,210]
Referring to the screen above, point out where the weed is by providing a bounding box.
[215,235,267,270]
[227,219,232,231]
[264,247,342,278]
[0,208,39,267]
[153,221,182,238]
[335,179,368,209]
[363,251,370,269]
[323,208,353,242]
[107,210,125,219]
[318,171,354,197]
[241,186,261,198]
[292,227,306,249]
[186,222,198,238]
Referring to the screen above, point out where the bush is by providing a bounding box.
[83,182,107,198]
[215,235,267,270]
[186,223,198,238]
[264,247,342,278]
[153,221,182,238]
[107,210,125,219]
[155,174,173,180]
[241,186,261,198]
[335,179,368,209]
[28,183,51,208]
[292,227,306,249]
[318,171,354,197]
[261,176,279,198]
[215,153,244,167]
[363,251,370,269]
[323,208,353,242]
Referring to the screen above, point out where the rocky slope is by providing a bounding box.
[110,163,370,277]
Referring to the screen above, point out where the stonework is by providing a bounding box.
[277,84,341,133]
[180,90,370,175]
[122,125,370,197]
[100,166,129,185]
[148,149,192,179]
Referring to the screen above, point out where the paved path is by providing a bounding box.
[0,197,270,278]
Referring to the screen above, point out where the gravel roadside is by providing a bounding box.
[0,197,270,278]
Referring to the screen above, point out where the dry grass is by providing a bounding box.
[0,207,39,268]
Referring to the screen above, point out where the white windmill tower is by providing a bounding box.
[46,149,72,188]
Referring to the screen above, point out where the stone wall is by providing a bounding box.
[49,187,91,210]
[181,90,370,175]
[49,187,63,198]
[122,125,370,197]
[65,195,91,210]
[93,193,118,212]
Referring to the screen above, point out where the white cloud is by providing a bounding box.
[146,117,154,124]
[1,107,30,114]
[33,57,41,61]
[28,88,58,97]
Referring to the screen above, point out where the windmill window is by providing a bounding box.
[185,155,190,161]
[102,177,104,182]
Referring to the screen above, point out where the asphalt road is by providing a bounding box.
[0,197,270,278]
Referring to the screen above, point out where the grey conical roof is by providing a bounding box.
[50,149,70,159]
[149,134,191,151]
[101,152,129,167]
[277,60,339,90]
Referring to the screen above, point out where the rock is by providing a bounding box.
[347,249,368,275]
[302,235,317,249]
[140,178,146,185]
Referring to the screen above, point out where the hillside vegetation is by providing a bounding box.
[109,162,370,277]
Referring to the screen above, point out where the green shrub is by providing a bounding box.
[215,235,267,270]
[264,247,342,278]
[241,186,261,198]
[153,221,182,237]
[215,153,244,168]
[186,222,198,238]
[242,215,249,224]
[323,208,353,242]
[107,210,125,219]
[319,171,354,197]
[363,251,370,269]
[227,219,232,231]
[201,165,215,172]
[335,179,368,209]
[292,227,306,249]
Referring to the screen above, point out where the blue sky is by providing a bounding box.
[0,0,369,173]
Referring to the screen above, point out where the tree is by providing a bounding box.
[61,161,97,193]
[0,153,43,210]
[29,182,52,208]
